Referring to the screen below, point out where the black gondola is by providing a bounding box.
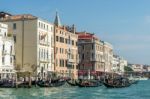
[66,80,77,86]
[17,82,31,88]
[37,80,66,87]
[103,82,131,88]
[76,80,102,87]
[0,80,15,88]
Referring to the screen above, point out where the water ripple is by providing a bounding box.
[0,81,149,99]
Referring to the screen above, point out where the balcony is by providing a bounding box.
[67,59,75,63]
[39,58,50,63]
[39,41,50,46]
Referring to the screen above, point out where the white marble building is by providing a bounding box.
[112,55,127,74]
[0,22,15,79]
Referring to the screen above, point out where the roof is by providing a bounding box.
[54,12,61,26]
[0,14,37,21]
[76,32,99,40]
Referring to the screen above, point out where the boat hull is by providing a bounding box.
[103,82,131,88]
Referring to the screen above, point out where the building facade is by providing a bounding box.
[112,55,127,74]
[54,13,78,79]
[77,32,106,79]
[131,64,144,72]
[103,42,113,72]
[0,22,15,79]
[0,12,54,78]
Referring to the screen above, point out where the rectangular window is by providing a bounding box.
[13,23,16,30]
[10,46,12,54]
[44,24,45,29]
[59,59,61,67]
[92,44,94,50]
[13,35,16,43]
[56,36,59,42]
[92,53,94,59]
[10,57,12,63]
[2,57,4,65]
[76,42,78,46]
[65,39,68,44]
[47,64,48,69]
[82,54,84,60]
[14,56,16,60]
[2,44,5,50]
[72,40,74,45]
[39,22,40,28]
[60,37,64,43]
[4,32,6,37]
[44,64,45,69]
[82,45,84,50]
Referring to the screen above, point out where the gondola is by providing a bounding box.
[76,80,101,87]
[0,80,15,88]
[66,80,77,86]
[0,81,4,86]
[37,80,66,87]
[103,82,131,88]
[17,82,31,88]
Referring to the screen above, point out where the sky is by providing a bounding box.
[0,0,150,64]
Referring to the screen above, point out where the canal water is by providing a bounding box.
[0,80,149,99]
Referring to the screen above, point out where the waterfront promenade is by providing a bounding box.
[0,80,149,99]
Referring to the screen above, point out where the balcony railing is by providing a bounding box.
[39,41,50,46]
[39,58,50,63]
[67,59,75,63]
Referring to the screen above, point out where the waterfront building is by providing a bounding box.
[0,12,54,78]
[53,13,79,79]
[112,55,119,73]
[131,64,144,72]
[77,32,105,79]
[146,66,150,72]
[119,57,127,73]
[103,42,113,72]
[0,22,15,79]
[112,55,127,74]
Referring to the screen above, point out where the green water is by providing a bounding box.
[0,80,149,99]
